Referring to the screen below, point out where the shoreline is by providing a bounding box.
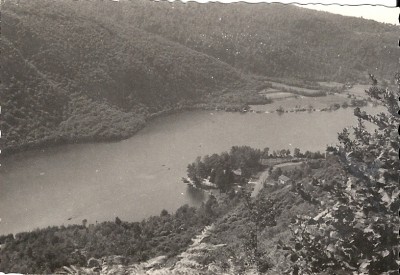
[0,101,249,157]
[1,98,371,157]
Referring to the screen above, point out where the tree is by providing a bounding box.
[205,194,218,217]
[284,75,399,274]
[262,147,269,158]
[270,167,282,181]
[293,148,301,158]
[187,163,201,186]
[160,209,169,217]
[214,168,233,192]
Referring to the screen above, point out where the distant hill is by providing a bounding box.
[1,0,397,153]
[68,0,398,81]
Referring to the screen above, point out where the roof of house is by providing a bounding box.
[232,168,242,176]
[278,175,291,182]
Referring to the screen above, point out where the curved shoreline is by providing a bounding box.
[1,102,242,157]
[1,100,368,157]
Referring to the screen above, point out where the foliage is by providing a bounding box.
[0,196,232,273]
[67,0,397,82]
[283,76,399,274]
[187,146,265,190]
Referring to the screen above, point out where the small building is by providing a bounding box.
[202,178,217,188]
[232,168,243,183]
[232,168,242,176]
[248,177,258,185]
[278,175,292,185]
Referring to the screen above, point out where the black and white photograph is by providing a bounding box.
[0,0,398,273]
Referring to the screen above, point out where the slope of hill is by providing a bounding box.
[0,155,361,274]
[1,0,262,154]
[1,0,398,154]
[64,0,398,82]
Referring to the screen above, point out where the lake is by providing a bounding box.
[0,107,380,235]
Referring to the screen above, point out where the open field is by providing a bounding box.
[250,94,350,112]
[273,161,304,172]
[269,81,325,96]
[346,84,373,98]
[250,80,383,113]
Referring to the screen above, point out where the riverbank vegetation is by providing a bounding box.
[186,146,326,192]
[187,146,265,189]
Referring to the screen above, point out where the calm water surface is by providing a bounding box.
[0,108,379,234]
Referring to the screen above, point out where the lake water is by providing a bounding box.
[0,107,380,235]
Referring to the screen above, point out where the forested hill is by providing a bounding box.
[1,0,398,153]
[1,0,255,154]
[60,0,398,81]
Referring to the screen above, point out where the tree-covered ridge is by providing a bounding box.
[62,0,398,82]
[2,0,398,153]
[3,0,252,109]
[0,37,67,150]
[1,0,264,154]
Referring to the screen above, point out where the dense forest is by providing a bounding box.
[67,0,398,81]
[1,0,398,154]
[0,0,260,154]
[0,197,235,273]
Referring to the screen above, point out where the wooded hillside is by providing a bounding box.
[1,0,397,153]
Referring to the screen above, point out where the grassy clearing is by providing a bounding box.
[261,92,296,99]
[250,94,349,112]
[346,84,372,98]
[269,82,326,97]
